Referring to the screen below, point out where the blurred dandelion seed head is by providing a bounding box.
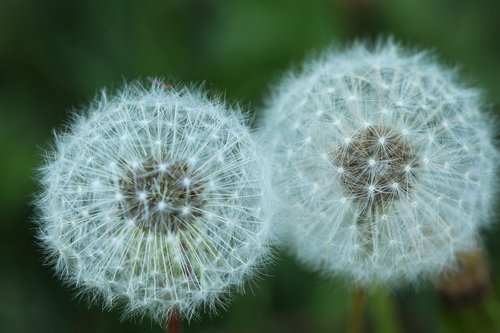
[262,40,499,286]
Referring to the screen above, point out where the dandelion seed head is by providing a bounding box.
[35,81,273,324]
[262,40,498,287]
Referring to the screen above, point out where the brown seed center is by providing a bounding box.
[118,161,204,233]
[333,125,419,206]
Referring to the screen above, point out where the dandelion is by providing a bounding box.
[262,40,498,287]
[35,81,273,326]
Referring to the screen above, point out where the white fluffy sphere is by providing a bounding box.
[36,82,273,324]
[262,41,498,287]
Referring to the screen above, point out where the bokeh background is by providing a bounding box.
[1,0,499,332]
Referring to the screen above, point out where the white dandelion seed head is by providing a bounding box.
[262,40,499,287]
[35,81,273,324]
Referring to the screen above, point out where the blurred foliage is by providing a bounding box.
[0,0,499,332]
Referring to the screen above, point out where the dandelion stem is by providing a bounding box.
[166,309,183,333]
[347,286,366,333]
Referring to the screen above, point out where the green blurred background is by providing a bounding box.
[1,0,499,332]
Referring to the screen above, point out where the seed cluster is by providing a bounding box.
[36,82,274,324]
[262,40,498,286]
[333,125,419,206]
[119,161,204,233]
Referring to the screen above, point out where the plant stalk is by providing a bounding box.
[347,286,367,333]
[166,309,183,333]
